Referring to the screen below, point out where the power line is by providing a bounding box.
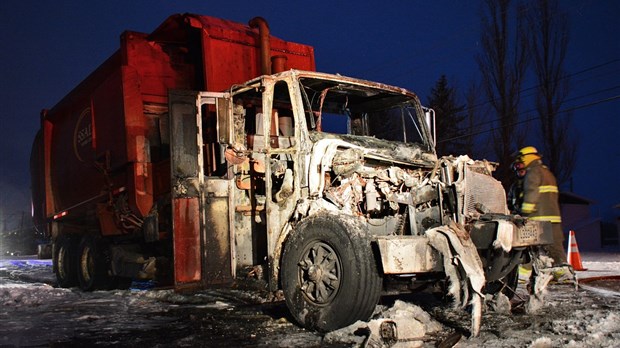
[438,94,620,143]
[438,57,620,133]
[456,58,620,119]
[563,84,620,104]
[457,82,620,133]
[421,62,620,147]
[429,77,620,141]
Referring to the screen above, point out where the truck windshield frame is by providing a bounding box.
[298,77,430,147]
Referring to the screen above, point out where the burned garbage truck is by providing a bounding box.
[30,13,553,333]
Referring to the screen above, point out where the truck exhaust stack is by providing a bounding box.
[249,16,271,75]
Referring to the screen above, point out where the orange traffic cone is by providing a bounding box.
[566,230,587,271]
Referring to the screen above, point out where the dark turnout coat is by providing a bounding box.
[520,159,561,223]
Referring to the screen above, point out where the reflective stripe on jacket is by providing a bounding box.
[520,159,562,223]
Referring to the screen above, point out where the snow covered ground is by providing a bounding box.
[579,251,620,278]
[1,253,619,347]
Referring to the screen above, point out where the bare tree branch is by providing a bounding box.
[527,0,577,187]
[476,0,529,187]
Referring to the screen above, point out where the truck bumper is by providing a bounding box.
[375,236,443,274]
[512,219,554,247]
[376,219,553,275]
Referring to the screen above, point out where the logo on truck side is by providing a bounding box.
[73,107,93,162]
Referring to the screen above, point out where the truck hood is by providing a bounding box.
[308,131,437,168]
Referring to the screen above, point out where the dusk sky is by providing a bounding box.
[1,1,618,231]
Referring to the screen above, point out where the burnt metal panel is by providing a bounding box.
[470,222,498,249]
[173,197,202,285]
[203,179,233,284]
[169,90,234,289]
[169,90,204,289]
[376,236,443,274]
[170,100,199,179]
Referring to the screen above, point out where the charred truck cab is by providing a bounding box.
[32,14,553,336]
[169,70,553,333]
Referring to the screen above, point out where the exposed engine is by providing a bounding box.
[315,145,505,240]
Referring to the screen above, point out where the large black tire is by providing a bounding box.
[281,213,383,332]
[77,235,112,291]
[53,235,78,288]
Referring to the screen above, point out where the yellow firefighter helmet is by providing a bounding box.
[515,146,541,166]
[518,146,539,157]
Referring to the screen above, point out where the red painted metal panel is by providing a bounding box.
[197,14,316,91]
[92,69,126,166]
[149,14,316,93]
[122,31,197,103]
[49,99,103,212]
[121,66,153,216]
[173,197,202,285]
[44,53,123,215]
[38,13,316,220]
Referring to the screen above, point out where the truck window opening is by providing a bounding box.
[299,77,428,146]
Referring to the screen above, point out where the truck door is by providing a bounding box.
[226,78,301,288]
[168,90,233,290]
[262,80,301,289]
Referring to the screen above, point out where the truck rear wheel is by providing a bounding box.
[54,235,78,288]
[281,214,382,332]
[77,235,111,291]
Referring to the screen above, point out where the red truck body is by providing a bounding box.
[31,13,315,288]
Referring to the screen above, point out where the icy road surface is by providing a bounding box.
[1,254,620,347]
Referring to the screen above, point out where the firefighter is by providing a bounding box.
[514,146,567,266]
[507,161,526,214]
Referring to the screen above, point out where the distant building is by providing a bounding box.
[559,192,602,251]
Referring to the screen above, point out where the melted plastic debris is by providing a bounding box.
[324,300,445,347]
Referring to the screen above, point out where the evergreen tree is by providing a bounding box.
[427,75,466,157]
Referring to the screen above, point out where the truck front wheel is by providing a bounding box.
[281,214,382,332]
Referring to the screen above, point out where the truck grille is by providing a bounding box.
[462,169,508,215]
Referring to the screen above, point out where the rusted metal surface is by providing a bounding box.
[579,276,620,297]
